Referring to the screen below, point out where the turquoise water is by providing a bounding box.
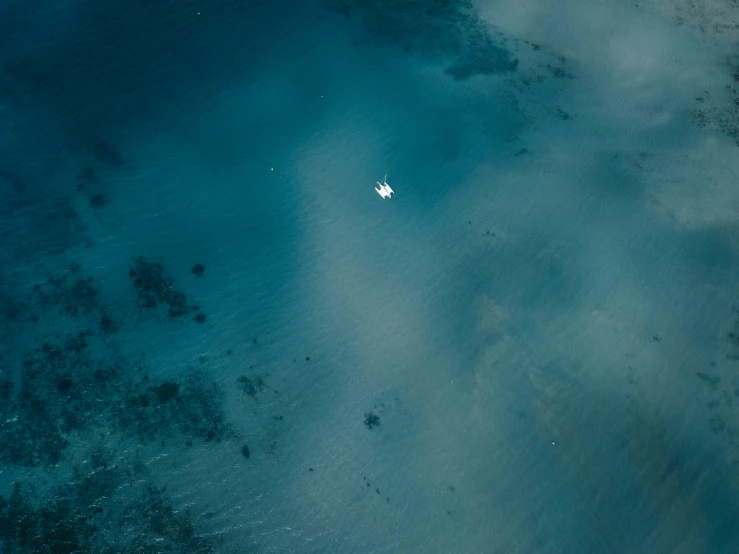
[1,0,739,552]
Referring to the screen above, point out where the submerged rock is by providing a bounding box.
[364,411,380,430]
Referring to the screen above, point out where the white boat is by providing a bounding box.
[375,174,394,199]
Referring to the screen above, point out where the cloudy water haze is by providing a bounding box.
[0,0,738,552]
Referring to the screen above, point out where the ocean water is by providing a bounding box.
[1,0,739,552]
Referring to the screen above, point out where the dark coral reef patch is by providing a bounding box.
[0,450,216,553]
[0,330,231,467]
[326,0,518,80]
[129,257,205,319]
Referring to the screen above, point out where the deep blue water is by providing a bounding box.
[1,0,739,552]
